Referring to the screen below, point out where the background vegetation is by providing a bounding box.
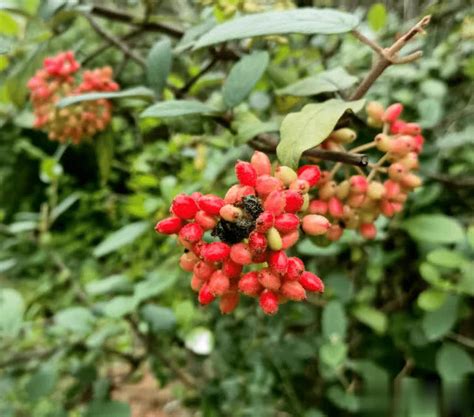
[0,1,473,416]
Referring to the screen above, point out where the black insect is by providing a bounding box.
[237,195,263,220]
[212,218,254,244]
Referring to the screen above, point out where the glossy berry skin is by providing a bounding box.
[219,292,240,314]
[178,223,203,244]
[250,151,272,176]
[263,190,286,216]
[302,215,330,236]
[198,283,216,305]
[259,290,279,315]
[285,257,305,281]
[281,230,299,249]
[248,231,268,254]
[230,243,253,265]
[222,259,243,278]
[179,252,198,272]
[208,270,230,296]
[201,242,230,262]
[297,165,321,186]
[259,269,281,291]
[255,211,274,233]
[281,281,306,301]
[195,210,217,230]
[299,272,324,292]
[274,213,300,233]
[198,194,225,215]
[172,195,199,219]
[235,161,257,186]
[382,103,403,123]
[239,271,262,297]
[284,190,304,213]
[268,251,288,275]
[155,217,182,234]
[193,261,216,280]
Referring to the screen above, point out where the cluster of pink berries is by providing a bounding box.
[155,151,328,315]
[312,102,424,240]
[27,51,119,144]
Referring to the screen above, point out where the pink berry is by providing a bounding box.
[350,175,368,194]
[219,292,240,314]
[289,179,310,193]
[208,270,230,296]
[302,214,330,236]
[281,281,306,301]
[382,103,403,123]
[195,210,217,230]
[238,271,262,297]
[198,194,225,215]
[236,185,256,202]
[201,242,230,262]
[308,199,328,215]
[284,190,304,213]
[388,163,407,181]
[178,223,203,244]
[179,252,198,272]
[285,257,305,281]
[297,165,321,186]
[222,259,243,278]
[171,194,198,219]
[263,190,286,216]
[274,213,300,233]
[259,268,281,291]
[299,272,324,292]
[259,290,279,315]
[191,274,204,292]
[235,161,257,186]
[224,184,241,204]
[326,224,343,241]
[255,211,274,233]
[198,283,215,305]
[230,242,253,265]
[268,250,288,275]
[256,175,282,196]
[155,217,182,234]
[250,151,272,176]
[359,223,377,239]
[248,231,268,254]
[193,261,216,280]
[281,230,299,249]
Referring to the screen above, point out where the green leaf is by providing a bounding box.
[232,111,279,143]
[400,214,465,244]
[421,294,459,341]
[54,307,94,334]
[140,304,176,333]
[193,8,360,49]
[467,225,474,249]
[322,301,347,340]
[427,249,467,269]
[352,305,387,334]
[320,340,347,368]
[93,221,148,258]
[367,3,387,31]
[278,99,365,168]
[95,134,114,186]
[223,51,269,108]
[0,258,16,273]
[0,288,24,338]
[417,289,447,311]
[417,98,443,128]
[26,365,57,402]
[133,269,178,302]
[436,343,474,381]
[146,38,172,96]
[327,385,359,412]
[437,126,474,150]
[57,87,155,108]
[102,296,137,319]
[185,327,214,355]
[0,11,20,36]
[276,67,357,97]
[140,100,217,118]
[85,275,132,296]
[49,192,80,223]
[84,401,130,417]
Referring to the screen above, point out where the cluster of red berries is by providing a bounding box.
[155,151,328,315]
[27,51,119,144]
[312,102,424,240]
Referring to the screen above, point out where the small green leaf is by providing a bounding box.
[278,99,365,168]
[140,304,176,333]
[193,8,360,49]
[352,305,387,334]
[427,249,467,269]
[0,11,20,36]
[140,100,217,118]
[232,111,279,143]
[0,288,25,338]
[322,301,347,340]
[223,51,269,108]
[417,288,447,311]
[185,327,214,355]
[417,98,443,128]
[367,3,387,31]
[0,258,16,273]
[93,221,148,258]
[50,192,80,222]
[146,38,172,96]
[276,67,357,97]
[436,343,474,381]
[437,126,474,150]
[133,269,178,302]
[320,340,347,368]
[102,296,137,319]
[327,385,360,412]
[85,275,132,296]
[95,134,114,186]
[421,294,459,341]
[26,365,57,402]
[54,307,94,334]
[84,401,130,417]
[57,87,155,108]
[467,225,474,249]
[400,214,465,244]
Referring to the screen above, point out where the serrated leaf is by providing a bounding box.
[140,100,217,118]
[146,38,172,96]
[352,305,387,334]
[277,99,365,168]
[322,301,347,340]
[400,214,465,244]
[93,221,148,258]
[421,294,459,341]
[367,3,387,31]
[223,51,269,108]
[57,87,155,108]
[436,343,474,381]
[276,67,357,97]
[194,8,360,49]
[0,288,24,338]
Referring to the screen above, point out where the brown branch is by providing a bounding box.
[85,14,147,68]
[350,15,431,100]
[89,5,183,38]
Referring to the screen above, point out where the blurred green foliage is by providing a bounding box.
[0,1,473,416]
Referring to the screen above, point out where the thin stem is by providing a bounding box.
[367,153,389,181]
[448,332,474,349]
[348,141,377,154]
[329,162,342,178]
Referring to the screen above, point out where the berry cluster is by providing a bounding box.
[155,151,327,315]
[27,51,119,144]
[310,102,424,240]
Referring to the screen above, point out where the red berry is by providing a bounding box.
[359,223,377,239]
[198,283,215,305]
[230,242,253,265]
[250,151,272,176]
[284,190,304,213]
[308,199,328,215]
[219,292,240,314]
[178,223,203,244]
[255,211,274,233]
[297,165,321,186]
[259,290,279,315]
[171,194,198,219]
[350,175,368,194]
[268,250,288,275]
[326,224,343,241]
[208,270,230,296]
[259,268,281,291]
[289,179,310,193]
[302,214,330,236]
[275,213,300,233]
[256,175,282,196]
[281,230,299,249]
[195,210,217,230]
[179,252,198,272]
[238,271,262,297]
[193,261,216,280]
[198,194,225,215]
[281,281,306,301]
[263,190,286,216]
[248,231,267,254]
[382,103,403,123]
[221,259,243,278]
[235,161,257,186]
[252,251,268,263]
[201,242,230,262]
[155,217,182,234]
[299,272,324,292]
[191,274,204,292]
[328,197,344,218]
[285,257,305,281]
